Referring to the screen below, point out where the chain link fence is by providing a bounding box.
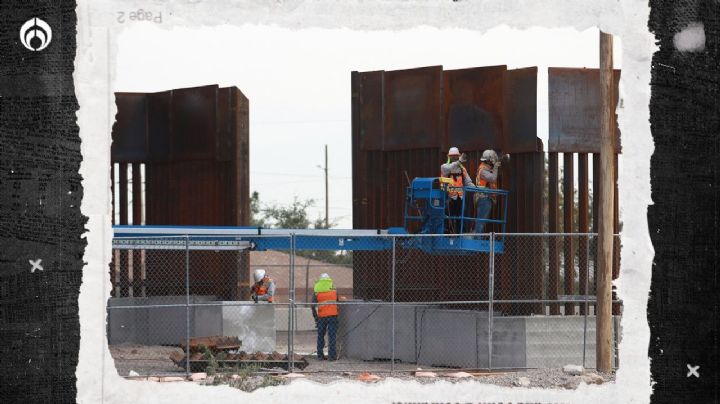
[107,233,621,377]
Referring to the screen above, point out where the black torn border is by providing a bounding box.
[0,2,87,403]
[648,0,719,403]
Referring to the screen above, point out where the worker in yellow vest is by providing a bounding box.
[311,273,338,360]
[251,269,275,303]
[440,147,474,233]
[474,150,500,234]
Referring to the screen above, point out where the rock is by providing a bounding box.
[562,365,585,376]
[514,377,531,387]
[128,370,140,377]
[562,376,582,389]
[160,376,185,382]
[231,374,240,380]
[190,372,207,381]
[358,372,381,382]
[581,373,604,385]
[444,372,473,378]
[415,371,437,378]
[342,371,352,376]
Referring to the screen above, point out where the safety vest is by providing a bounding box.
[253,279,273,302]
[442,168,468,199]
[476,163,497,198]
[316,290,338,318]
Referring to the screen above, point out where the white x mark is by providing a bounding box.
[687,364,700,378]
[29,259,43,273]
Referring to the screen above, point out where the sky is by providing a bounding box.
[114,24,622,229]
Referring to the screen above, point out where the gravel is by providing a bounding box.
[111,345,615,390]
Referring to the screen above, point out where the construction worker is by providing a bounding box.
[250,269,275,303]
[474,150,501,234]
[440,147,474,233]
[311,273,338,361]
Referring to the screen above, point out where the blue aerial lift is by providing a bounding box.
[113,178,508,255]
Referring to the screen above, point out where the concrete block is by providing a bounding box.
[275,307,316,331]
[490,316,526,368]
[416,309,478,368]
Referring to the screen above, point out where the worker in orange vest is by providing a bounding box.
[251,269,275,303]
[474,149,501,234]
[311,273,338,360]
[440,147,475,233]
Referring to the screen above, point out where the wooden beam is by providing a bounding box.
[597,30,615,372]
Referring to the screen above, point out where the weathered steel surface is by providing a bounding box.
[444,65,505,152]
[172,85,217,161]
[111,85,250,300]
[112,93,148,162]
[563,153,575,315]
[548,68,621,153]
[383,66,443,151]
[548,152,560,315]
[504,67,539,153]
[147,90,172,161]
[578,153,589,315]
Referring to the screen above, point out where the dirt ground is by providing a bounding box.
[110,341,615,390]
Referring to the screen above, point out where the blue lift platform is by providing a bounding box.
[113,178,508,255]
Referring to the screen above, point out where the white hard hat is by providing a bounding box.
[481,150,498,163]
[448,147,460,156]
[319,273,330,280]
[254,269,266,282]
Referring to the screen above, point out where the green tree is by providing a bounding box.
[250,191,265,227]
[249,192,353,266]
[262,197,314,229]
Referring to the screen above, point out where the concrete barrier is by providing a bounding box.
[108,298,275,352]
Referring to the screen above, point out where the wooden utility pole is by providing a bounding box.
[597,31,615,372]
[324,144,329,228]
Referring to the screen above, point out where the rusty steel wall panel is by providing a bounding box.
[383,66,443,151]
[147,91,172,161]
[548,68,621,153]
[504,67,539,153]
[112,85,250,299]
[358,71,384,151]
[216,87,232,162]
[171,85,218,161]
[444,65,505,152]
[112,93,148,162]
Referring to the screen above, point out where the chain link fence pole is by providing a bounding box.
[488,232,495,371]
[391,236,396,374]
[583,237,590,369]
[289,234,296,372]
[184,235,190,378]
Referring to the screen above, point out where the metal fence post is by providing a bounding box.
[288,234,295,371]
[583,235,590,368]
[488,232,495,371]
[391,236,396,373]
[185,235,190,378]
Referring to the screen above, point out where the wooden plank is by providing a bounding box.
[596,31,615,372]
[613,153,621,315]
[563,153,575,315]
[548,152,560,315]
